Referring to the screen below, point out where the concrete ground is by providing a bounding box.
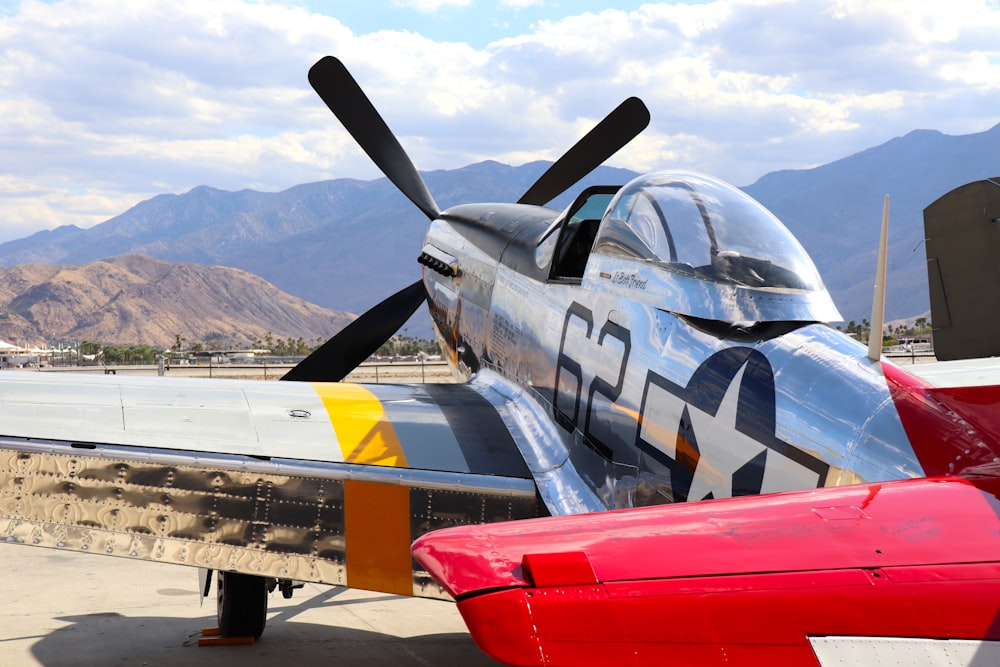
[0,544,503,667]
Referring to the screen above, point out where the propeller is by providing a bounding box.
[285,57,650,382]
[281,279,427,382]
[517,97,649,206]
[308,56,441,220]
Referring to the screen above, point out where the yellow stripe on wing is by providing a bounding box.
[310,383,408,467]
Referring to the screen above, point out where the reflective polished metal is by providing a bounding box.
[426,171,921,515]
[0,379,544,599]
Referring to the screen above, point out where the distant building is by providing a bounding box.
[0,339,42,368]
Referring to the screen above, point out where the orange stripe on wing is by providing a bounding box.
[343,480,414,596]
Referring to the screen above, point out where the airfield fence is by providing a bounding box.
[25,360,455,383]
[883,351,938,365]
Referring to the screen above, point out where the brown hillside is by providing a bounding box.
[0,255,355,347]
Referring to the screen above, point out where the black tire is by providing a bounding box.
[216,571,268,639]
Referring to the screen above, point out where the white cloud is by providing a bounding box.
[2,0,1000,242]
[390,0,472,11]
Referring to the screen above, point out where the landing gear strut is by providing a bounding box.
[277,578,305,599]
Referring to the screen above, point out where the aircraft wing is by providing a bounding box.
[413,476,1000,667]
[0,370,551,599]
[903,356,1000,389]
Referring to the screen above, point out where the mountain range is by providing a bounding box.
[744,123,1000,323]
[0,255,353,348]
[2,124,999,337]
[0,162,636,322]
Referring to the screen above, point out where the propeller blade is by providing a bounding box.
[518,97,650,206]
[309,56,441,220]
[281,279,428,382]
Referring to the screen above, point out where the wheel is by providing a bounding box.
[216,571,268,639]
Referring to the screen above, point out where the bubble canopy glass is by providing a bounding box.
[593,171,824,293]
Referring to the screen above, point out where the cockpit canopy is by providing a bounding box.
[593,171,823,291]
[573,170,841,323]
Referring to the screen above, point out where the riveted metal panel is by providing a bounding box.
[0,437,540,600]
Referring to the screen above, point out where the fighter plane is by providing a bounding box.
[0,54,998,665]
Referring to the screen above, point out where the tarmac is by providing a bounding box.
[0,544,503,667]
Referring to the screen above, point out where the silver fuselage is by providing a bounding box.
[423,196,921,515]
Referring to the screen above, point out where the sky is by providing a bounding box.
[2,0,1000,243]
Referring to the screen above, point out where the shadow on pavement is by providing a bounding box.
[28,586,504,667]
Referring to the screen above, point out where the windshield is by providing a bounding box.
[593,171,823,291]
